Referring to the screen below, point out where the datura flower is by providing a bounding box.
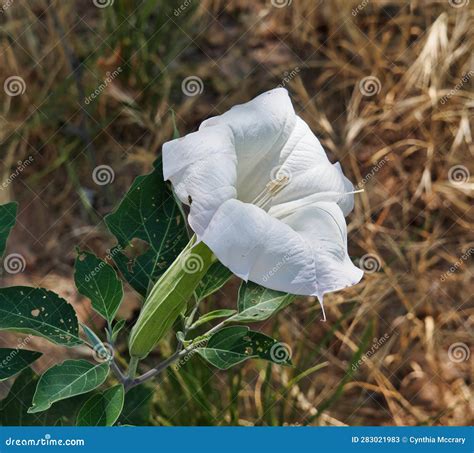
[163,88,363,306]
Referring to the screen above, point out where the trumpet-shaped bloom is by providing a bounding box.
[163,88,363,305]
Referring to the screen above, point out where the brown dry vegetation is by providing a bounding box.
[0,0,472,425]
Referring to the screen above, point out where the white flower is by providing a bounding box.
[163,88,363,305]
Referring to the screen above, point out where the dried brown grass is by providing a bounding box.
[0,0,472,425]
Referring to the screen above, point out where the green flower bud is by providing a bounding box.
[129,238,214,359]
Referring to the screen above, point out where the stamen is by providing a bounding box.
[252,175,289,208]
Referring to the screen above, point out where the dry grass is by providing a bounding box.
[0,0,472,425]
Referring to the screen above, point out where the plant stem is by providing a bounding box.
[128,356,139,379]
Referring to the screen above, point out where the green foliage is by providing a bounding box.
[190,309,237,329]
[74,250,123,322]
[0,202,17,257]
[195,262,233,301]
[0,348,42,380]
[231,281,295,323]
[0,369,89,426]
[76,385,124,426]
[0,287,81,346]
[197,326,292,370]
[118,385,154,426]
[28,360,109,413]
[105,163,188,296]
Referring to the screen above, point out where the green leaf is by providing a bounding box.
[190,309,237,329]
[196,326,292,370]
[0,348,42,380]
[28,359,109,413]
[0,286,81,346]
[0,368,89,426]
[74,251,123,322]
[0,202,17,258]
[118,385,153,426]
[230,281,294,323]
[195,262,232,301]
[76,385,124,426]
[111,319,126,341]
[105,162,188,296]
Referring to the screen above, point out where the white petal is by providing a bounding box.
[162,125,237,235]
[200,199,362,297]
[279,201,363,296]
[200,88,297,202]
[271,117,356,216]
